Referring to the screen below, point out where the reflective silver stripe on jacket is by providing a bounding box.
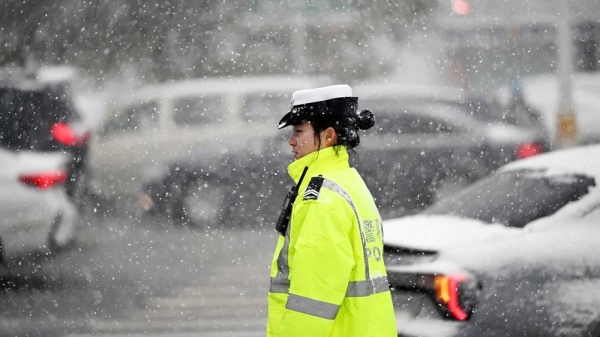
[270,276,389,297]
[286,294,340,320]
[270,277,289,294]
[321,179,370,280]
[346,276,390,297]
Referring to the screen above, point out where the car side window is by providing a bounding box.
[102,101,159,136]
[173,96,225,126]
[242,94,290,124]
[374,113,413,135]
[375,111,456,135]
[409,116,455,134]
[0,86,79,150]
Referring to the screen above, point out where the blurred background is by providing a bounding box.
[2,0,598,89]
[4,0,600,145]
[1,1,600,336]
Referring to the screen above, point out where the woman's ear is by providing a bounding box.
[323,127,338,147]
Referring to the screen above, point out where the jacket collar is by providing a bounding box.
[287,146,350,184]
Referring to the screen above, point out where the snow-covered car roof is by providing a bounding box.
[383,144,600,252]
[383,214,522,252]
[386,199,600,314]
[391,180,600,268]
[439,204,600,273]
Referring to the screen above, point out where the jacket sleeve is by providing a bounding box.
[279,200,355,337]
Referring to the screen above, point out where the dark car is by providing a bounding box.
[383,144,600,337]
[139,130,290,228]
[355,97,548,216]
[0,68,92,209]
[139,94,547,228]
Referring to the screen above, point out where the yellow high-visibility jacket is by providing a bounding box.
[267,146,397,337]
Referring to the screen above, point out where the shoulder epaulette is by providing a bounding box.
[303,176,324,201]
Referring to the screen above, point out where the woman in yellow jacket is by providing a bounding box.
[267,84,397,337]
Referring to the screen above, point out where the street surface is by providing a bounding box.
[0,213,276,337]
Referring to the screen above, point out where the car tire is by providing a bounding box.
[174,179,230,230]
[583,319,600,337]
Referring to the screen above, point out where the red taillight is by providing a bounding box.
[434,273,479,321]
[19,170,67,190]
[51,122,90,146]
[452,0,470,15]
[516,142,543,159]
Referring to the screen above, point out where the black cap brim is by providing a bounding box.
[277,111,294,129]
[277,97,358,129]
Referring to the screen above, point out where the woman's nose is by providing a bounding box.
[288,134,295,146]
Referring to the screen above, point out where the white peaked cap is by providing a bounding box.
[291,84,353,106]
[278,84,358,129]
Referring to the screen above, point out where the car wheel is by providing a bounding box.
[175,179,230,230]
[583,319,600,337]
[47,212,78,252]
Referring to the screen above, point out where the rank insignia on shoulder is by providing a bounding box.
[303,176,324,201]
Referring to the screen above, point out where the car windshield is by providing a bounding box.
[0,86,75,151]
[242,93,290,124]
[173,95,225,126]
[424,169,596,228]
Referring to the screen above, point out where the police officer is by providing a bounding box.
[267,84,397,337]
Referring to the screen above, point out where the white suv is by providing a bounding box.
[89,75,331,211]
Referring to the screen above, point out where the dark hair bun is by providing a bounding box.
[357,109,375,130]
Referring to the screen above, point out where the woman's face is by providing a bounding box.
[288,121,319,159]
